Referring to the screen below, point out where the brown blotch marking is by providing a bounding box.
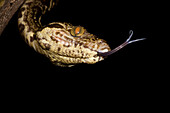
[59,34,63,37]
[55,32,60,35]
[44,43,51,50]
[50,36,56,41]
[85,53,89,57]
[79,42,84,46]
[18,24,25,33]
[23,15,28,22]
[37,36,41,41]
[92,45,95,48]
[74,41,78,47]
[63,35,69,40]
[30,34,36,42]
[63,44,70,47]
[80,51,84,58]
[91,38,96,41]
[81,51,84,54]
[30,36,34,42]
[68,50,71,54]
[58,47,61,51]
[93,54,98,58]
[55,40,58,43]
[42,37,47,41]
[50,36,59,43]
[83,45,88,48]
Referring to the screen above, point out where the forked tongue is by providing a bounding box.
[98,30,146,57]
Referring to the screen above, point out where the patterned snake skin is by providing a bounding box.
[18,0,145,67]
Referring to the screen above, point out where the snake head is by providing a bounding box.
[36,22,111,67]
[36,23,145,67]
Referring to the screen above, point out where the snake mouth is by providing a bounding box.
[49,50,104,67]
[97,30,146,57]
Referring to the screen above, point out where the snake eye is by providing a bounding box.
[71,26,85,37]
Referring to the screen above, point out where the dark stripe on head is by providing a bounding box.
[47,23,64,29]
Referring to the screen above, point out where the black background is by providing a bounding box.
[0,0,155,108]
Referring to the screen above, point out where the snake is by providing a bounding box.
[18,0,145,67]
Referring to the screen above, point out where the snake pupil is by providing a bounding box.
[71,26,85,37]
[75,27,81,35]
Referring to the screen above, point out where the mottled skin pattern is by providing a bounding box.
[18,0,111,67]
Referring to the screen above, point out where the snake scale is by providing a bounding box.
[18,0,145,67]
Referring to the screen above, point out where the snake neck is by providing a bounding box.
[18,0,57,49]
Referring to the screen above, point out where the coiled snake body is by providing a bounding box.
[18,0,145,67]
